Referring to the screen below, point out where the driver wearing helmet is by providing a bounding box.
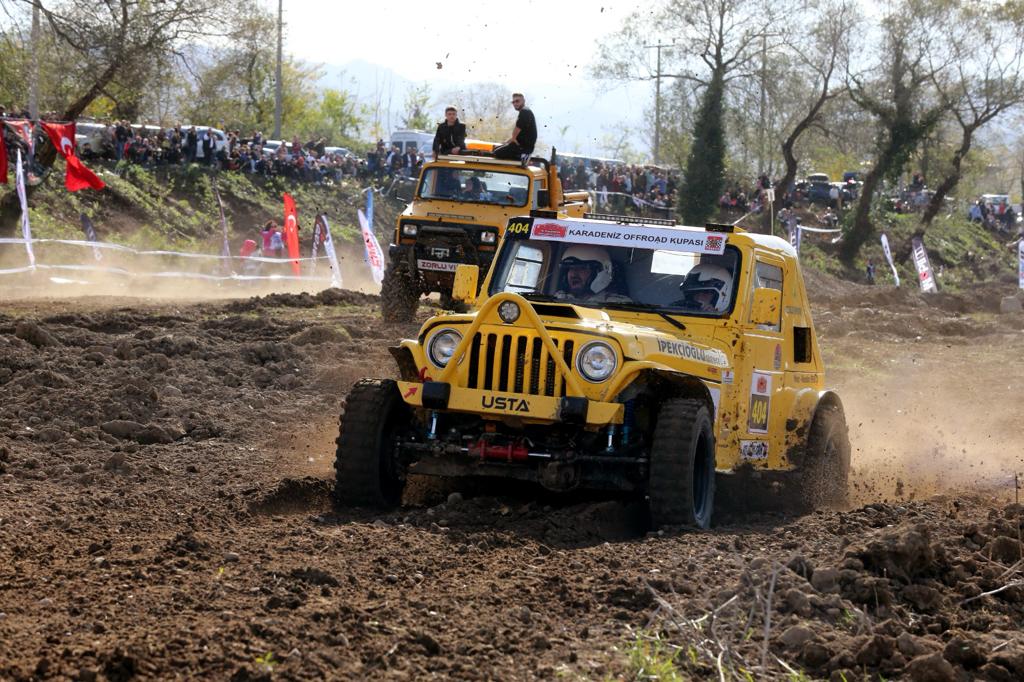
[675,264,733,313]
[555,245,630,303]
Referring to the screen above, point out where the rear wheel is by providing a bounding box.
[381,264,419,322]
[648,399,715,529]
[799,403,851,509]
[334,379,410,508]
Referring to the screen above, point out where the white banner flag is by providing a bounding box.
[15,150,35,270]
[1018,240,1023,290]
[358,208,385,285]
[911,236,937,293]
[789,224,802,254]
[880,233,900,287]
[318,214,343,289]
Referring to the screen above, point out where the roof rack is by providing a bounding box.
[583,212,677,227]
[434,154,549,170]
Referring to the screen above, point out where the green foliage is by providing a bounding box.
[10,161,402,255]
[679,72,727,225]
[627,633,685,681]
[402,83,434,131]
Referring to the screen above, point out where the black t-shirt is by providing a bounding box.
[515,108,537,152]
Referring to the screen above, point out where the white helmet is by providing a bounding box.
[680,264,733,312]
[560,245,613,293]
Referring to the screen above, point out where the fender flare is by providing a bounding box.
[616,368,716,416]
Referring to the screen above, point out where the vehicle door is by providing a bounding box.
[735,252,786,469]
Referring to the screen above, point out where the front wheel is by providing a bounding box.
[799,403,851,509]
[380,264,420,323]
[648,399,716,529]
[334,379,410,508]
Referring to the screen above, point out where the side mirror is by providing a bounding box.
[452,265,480,304]
[750,288,782,327]
[535,189,550,208]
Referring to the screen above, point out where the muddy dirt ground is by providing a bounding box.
[1,282,1023,680]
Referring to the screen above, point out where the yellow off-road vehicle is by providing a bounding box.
[381,149,590,321]
[339,212,850,528]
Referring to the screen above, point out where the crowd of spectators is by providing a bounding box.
[559,159,680,218]
[93,122,364,185]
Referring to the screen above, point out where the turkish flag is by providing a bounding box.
[41,122,105,192]
[282,193,301,276]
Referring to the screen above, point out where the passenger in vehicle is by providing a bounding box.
[674,264,733,313]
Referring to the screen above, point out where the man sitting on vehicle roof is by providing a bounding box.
[492,93,537,167]
[432,106,466,159]
[555,246,630,303]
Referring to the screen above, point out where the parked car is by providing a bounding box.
[75,122,112,158]
[323,146,353,159]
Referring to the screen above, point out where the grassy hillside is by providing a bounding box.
[7,160,1019,293]
[737,208,1018,292]
[9,159,404,254]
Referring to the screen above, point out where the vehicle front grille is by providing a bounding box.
[466,332,575,397]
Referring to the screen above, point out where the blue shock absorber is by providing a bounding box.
[622,399,635,445]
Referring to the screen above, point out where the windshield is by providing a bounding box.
[418,167,531,207]
[489,238,741,317]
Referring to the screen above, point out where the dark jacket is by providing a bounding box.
[432,120,467,156]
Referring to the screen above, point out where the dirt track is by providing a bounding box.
[1,284,1023,680]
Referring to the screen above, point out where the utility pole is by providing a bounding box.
[29,2,40,120]
[758,33,767,176]
[644,42,672,166]
[273,0,283,140]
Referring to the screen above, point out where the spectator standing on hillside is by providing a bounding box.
[201,130,214,166]
[866,259,876,285]
[185,127,197,163]
[260,221,276,256]
[493,93,537,166]
[114,121,130,161]
[432,106,466,159]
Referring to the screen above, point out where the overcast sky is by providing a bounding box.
[260,0,652,156]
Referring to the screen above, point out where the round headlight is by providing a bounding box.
[497,300,520,324]
[401,224,418,237]
[576,341,617,383]
[427,328,463,367]
[480,231,496,244]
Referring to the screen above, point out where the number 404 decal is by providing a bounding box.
[748,371,772,434]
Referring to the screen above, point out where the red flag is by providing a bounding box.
[41,122,105,192]
[282,193,301,276]
[5,119,34,156]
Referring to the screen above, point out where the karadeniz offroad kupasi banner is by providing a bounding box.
[911,236,937,293]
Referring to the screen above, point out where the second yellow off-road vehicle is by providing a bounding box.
[381,148,590,321]
[338,213,850,528]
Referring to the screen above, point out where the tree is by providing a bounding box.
[679,71,726,224]
[0,0,222,230]
[401,83,433,130]
[919,2,1024,227]
[439,82,514,142]
[842,0,955,261]
[770,0,856,224]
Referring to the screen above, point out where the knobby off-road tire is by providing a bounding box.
[648,399,716,530]
[380,264,419,323]
[334,379,410,509]
[799,403,851,510]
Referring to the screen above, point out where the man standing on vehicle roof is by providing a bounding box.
[493,93,537,167]
[432,106,466,159]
